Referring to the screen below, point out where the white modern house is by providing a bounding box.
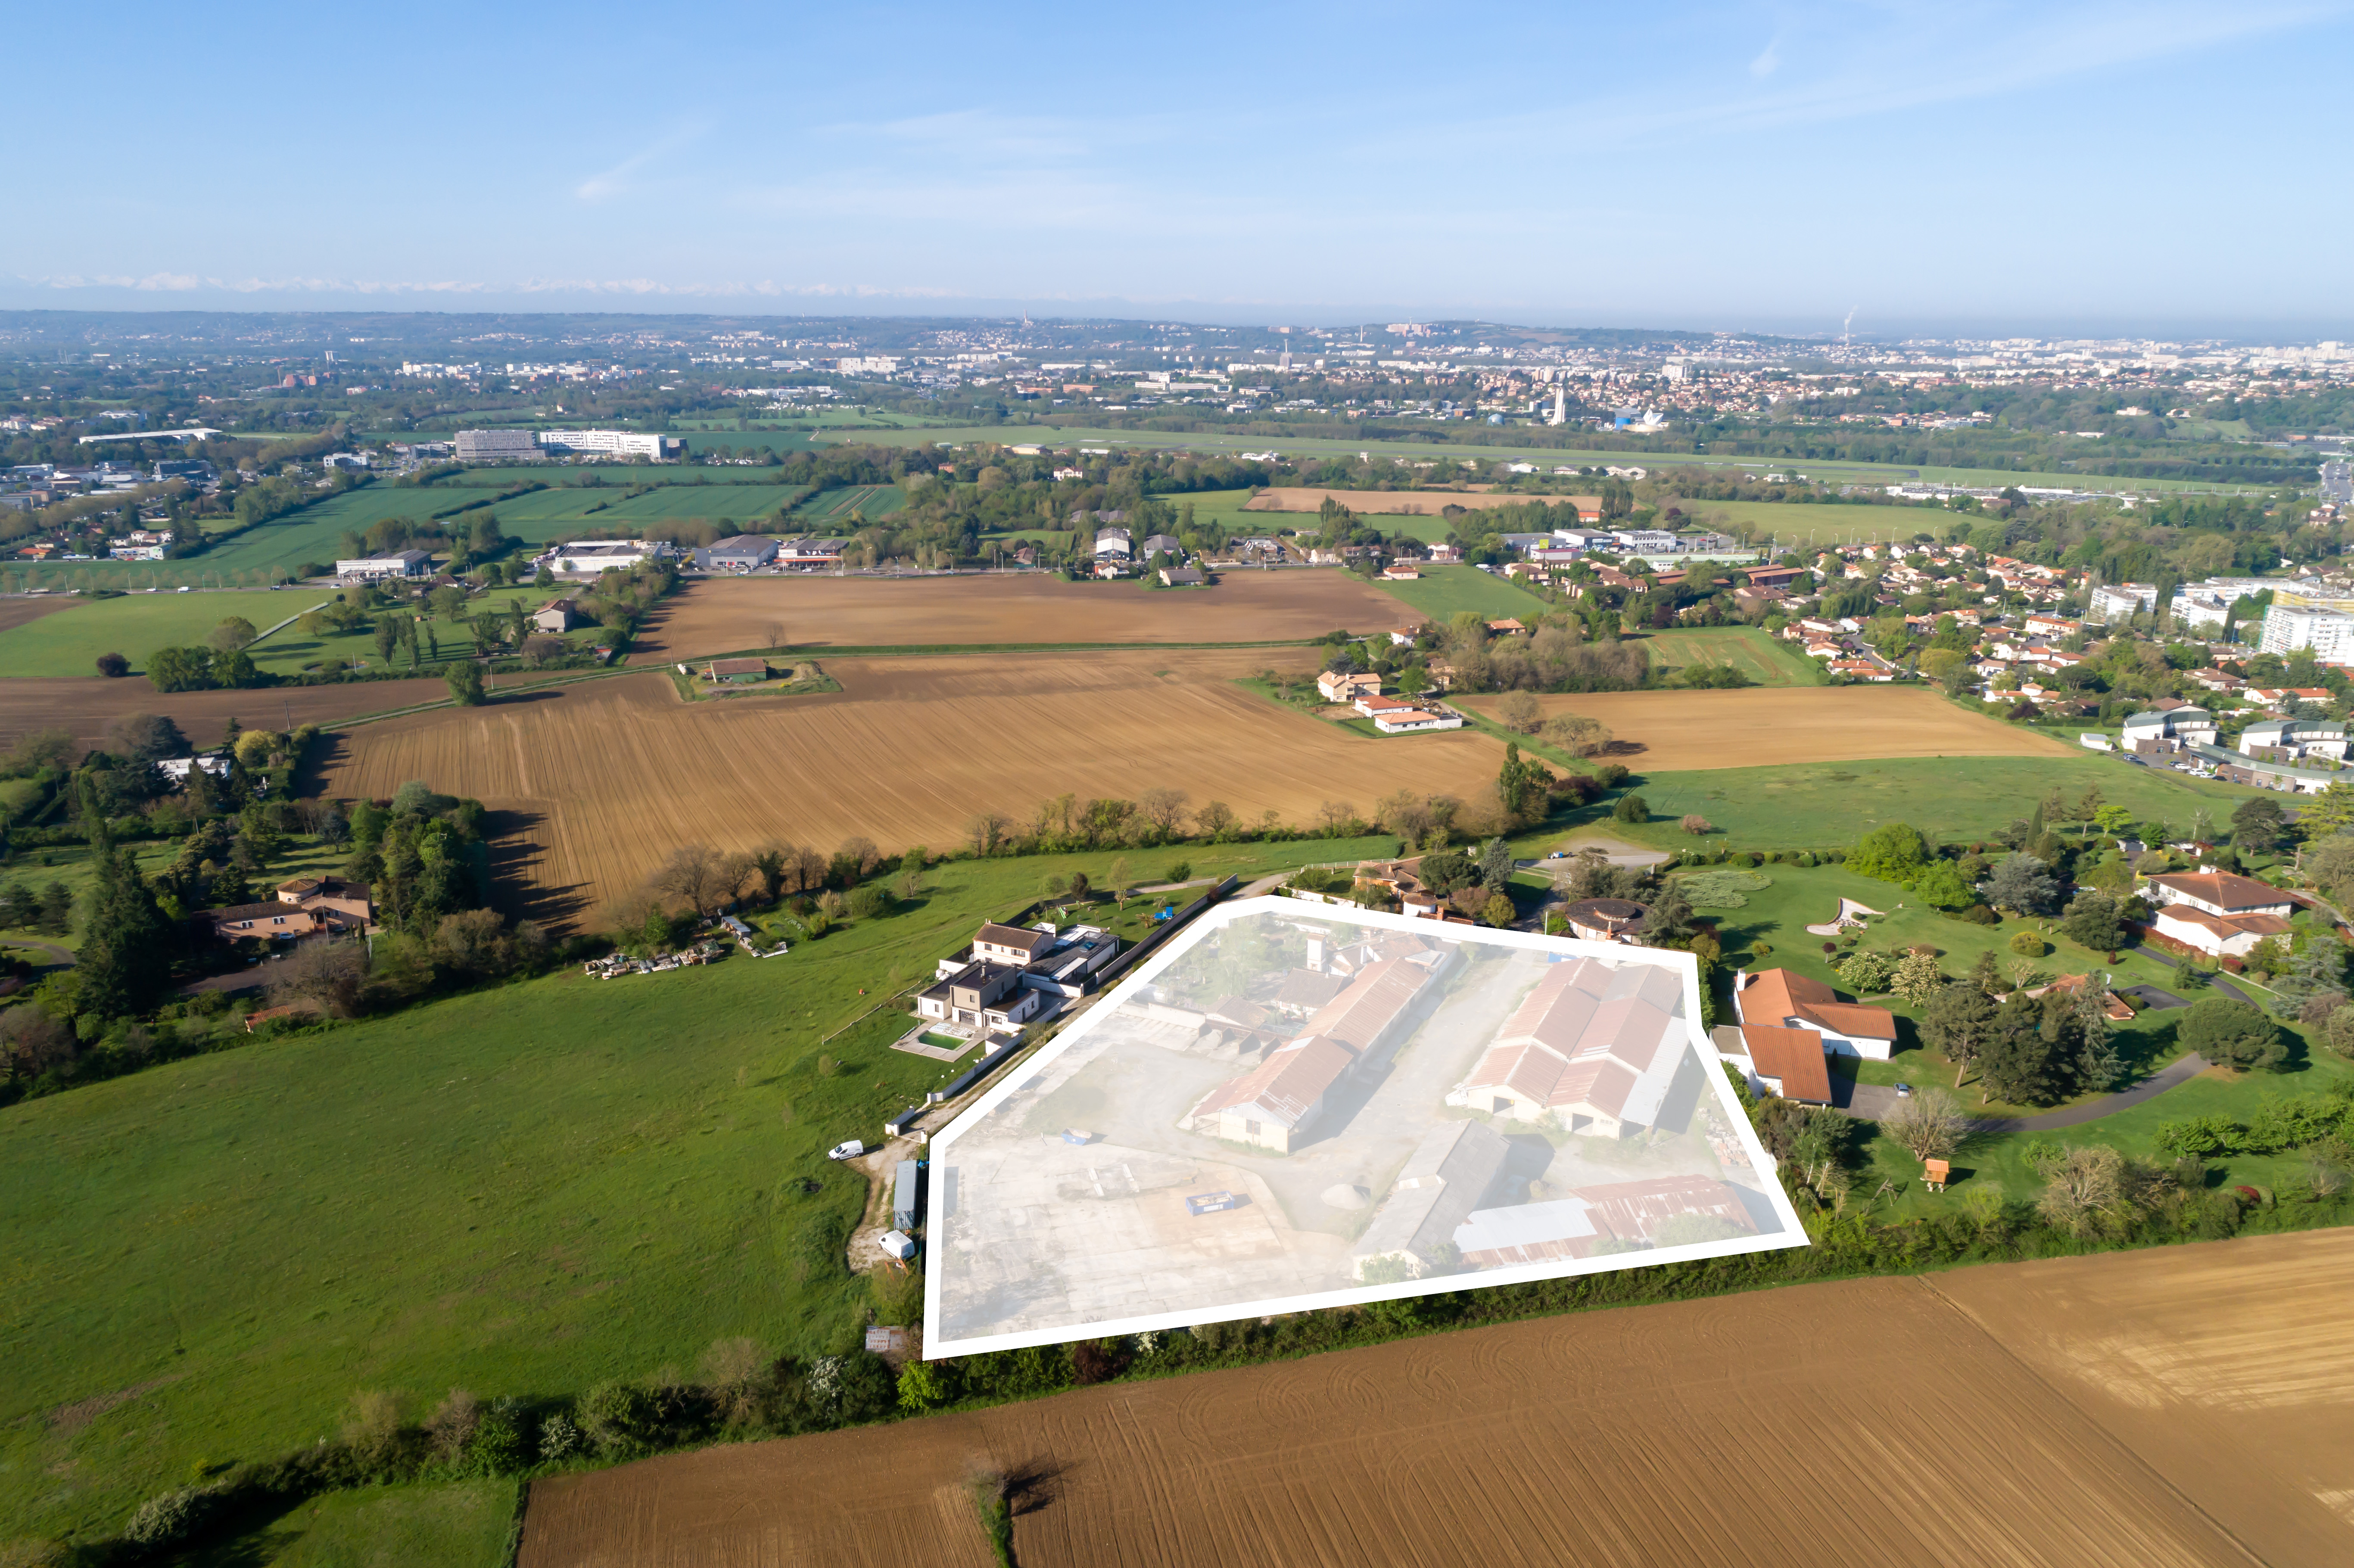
[2239,719,2348,762]
[2144,871,2296,958]
[2121,706,2217,753]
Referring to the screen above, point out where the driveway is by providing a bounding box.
[1971,1053,2214,1134]
[3,939,73,968]
[2117,983,2187,1011]
[2122,940,2259,1007]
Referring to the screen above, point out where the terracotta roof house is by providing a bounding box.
[1733,968,1898,1060]
[1738,1024,1832,1104]
[1562,897,1646,944]
[2144,872,2296,958]
[205,902,326,944]
[274,875,374,933]
[1446,959,1686,1136]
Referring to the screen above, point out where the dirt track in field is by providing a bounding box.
[519,1231,2354,1568]
[1246,485,1594,516]
[1456,686,2071,771]
[0,675,455,756]
[630,572,1402,660]
[311,650,1505,927]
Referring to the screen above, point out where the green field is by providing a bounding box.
[1373,564,1554,623]
[0,835,1397,1544]
[0,591,323,678]
[1542,751,2247,854]
[1673,498,1967,547]
[1635,627,1824,687]
[790,483,905,527]
[815,425,2273,497]
[189,1479,519,1567]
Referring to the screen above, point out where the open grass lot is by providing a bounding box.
[1460,686,2066,774]
[816,425,2266,496]
[0,591,326,678]
[790,483,905,527]
[245,585,595,677]
[1544,749,2250,851]
[311,653,1507,924]
[626,571,1400,661]
[0,838,1392,1547]
[1372,563,1553,623]
[517,1232,2354,1568]
[1673,497,1962,545]
[1633,627,1823,687]
[181,1480,518,1568]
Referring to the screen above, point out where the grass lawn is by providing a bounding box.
[1546,751,2250,853]
[0,834,1393,1544]
[1671,498,1957,546]
[180,1479,517,1568]
[1373,564,1553,624]
[245,585,595,677]
[0,592,327,679]
[1633,628,1823,688]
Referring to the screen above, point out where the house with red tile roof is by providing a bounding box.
[1737,1024,1833,1104]
[1732,968,1898,1060]
[2142,871,2296,958]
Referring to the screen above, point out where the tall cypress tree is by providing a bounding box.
[74,782,175,1019]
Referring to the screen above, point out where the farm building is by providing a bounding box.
[1451,1174,1757,1266]
[1732,968,1898,1059]
[1446,958,1688,1136]
[1160,566,1207,587]
[1351,1120,1512,1281]
[334,548,433,582]
[704,657,769,684]
[532,596,577,634]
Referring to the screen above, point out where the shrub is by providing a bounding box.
[2179,996,2289,1072]
[95,650,128,678]
[2008,931,2047,957]
[1593,762,1629,788]
[1612,793,1650,824]
[1680,814,1711,835]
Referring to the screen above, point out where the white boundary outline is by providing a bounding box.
[922,895,1808,1359]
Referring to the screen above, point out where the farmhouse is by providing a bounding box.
[1159,566,1207,587]
[1732,968,1897,1059]
[1318,669,1380,702]
[532,596,577,634]
[1351,1120,1512,1281]
[2143,871,2296,958]
[1370,705,1463,734]
[334,548,433,582]
[1446,959,1687,1136]
[274,875,375,933]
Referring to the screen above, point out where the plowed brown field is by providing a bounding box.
[312,651,1504,924]
[0,675,455,755]
[1456,686,2069,771]
[520,1231,2354,1568]
[631,572,1402,660]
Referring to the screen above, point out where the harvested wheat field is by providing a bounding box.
[1246,486,1589,516]
[0,674,455,756]
[1457,685,2069,771]
[519,1232,2354,1568]
[312,650,1507,924]
[629,572,1402,661]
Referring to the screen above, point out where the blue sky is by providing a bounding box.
[6,1,2352,335]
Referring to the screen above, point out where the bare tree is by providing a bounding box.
[1195,800,1235,839]
[2035,1144,2129,1236]
[1543,714,1612,758]
[719,852,759,907]
[1376,789,1434,844]
[966,811,1012,856]
[836,837,881,879]
[652,843,728,916]
[521,633,567,666]
[1139,787,1189,839]
[1317,800,1357,837]
[1497,690,1543,733]
[268,938,368,1017]
[1881,1088,1970,1163]
[424,1388,481,1467]
[791,846,830,894]
[1680,814,1712,836]
[0,1006,75,1079]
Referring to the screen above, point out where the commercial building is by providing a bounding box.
[334,548,433,582]
[2260,601,2354,661]
[536,429,682,462]
[543,540,676,576]
[452,429,540,463]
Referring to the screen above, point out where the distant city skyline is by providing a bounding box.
[7,1,2352,330]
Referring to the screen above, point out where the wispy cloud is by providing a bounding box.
[1749,37,1781,78]
[574,121,711,202]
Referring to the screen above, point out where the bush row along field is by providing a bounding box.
[0,837,1396,1546]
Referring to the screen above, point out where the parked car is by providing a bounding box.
[1185,1190,1239,1216]
[1894,1083,1914,1098]
[826,1139,866,1161]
